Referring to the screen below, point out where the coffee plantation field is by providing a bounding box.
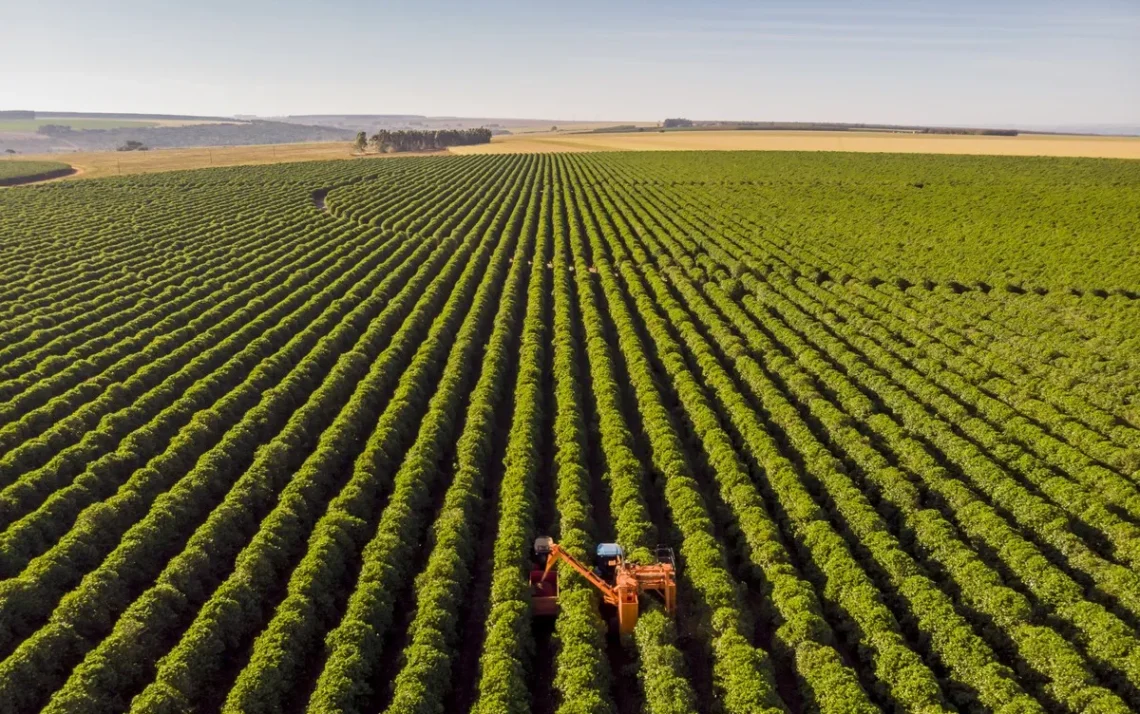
[0,151,1138,714]
[0,160,73,186]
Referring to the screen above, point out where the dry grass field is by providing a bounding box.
[450,129,1140,159]
[5,142,420,180]
[11,128,1136,184]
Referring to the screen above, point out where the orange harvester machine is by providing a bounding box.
[530,536,677,635]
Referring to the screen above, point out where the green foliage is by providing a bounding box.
[469,160,552,714]
[0,160,71,185]
[310,158,537,714]
[0,150,1136,714]
[610,150,1140,291]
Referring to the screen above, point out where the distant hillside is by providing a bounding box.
[34,111,239,122]
[275,115,506,133]
[271,115,630,134]
[621,120,1021,136]
[285,114,426,125]
[1,119,354,153]
[1018,124,1140,137]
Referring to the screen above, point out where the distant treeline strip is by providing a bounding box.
[652,119,1020,136]
[369,128,493,153]
[28,111,239,122]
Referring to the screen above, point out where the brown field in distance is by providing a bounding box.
[449,129,1140,159]
[9,128,1138,184]
[4,124,658,182]
[4,142,422,180]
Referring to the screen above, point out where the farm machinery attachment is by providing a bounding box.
[530,536,677,635]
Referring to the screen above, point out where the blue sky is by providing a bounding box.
[4,0,1138,125]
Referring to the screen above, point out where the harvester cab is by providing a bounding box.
[530,536,677,635]
[594,542,623,580]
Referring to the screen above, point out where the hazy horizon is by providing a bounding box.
[13,112,1140,135]
[5,0,1138,126]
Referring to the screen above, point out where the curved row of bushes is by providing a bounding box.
[0,161,73,186]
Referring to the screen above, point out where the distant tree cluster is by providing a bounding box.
[663,118,694,128]
[37,125,74,136]
[925,127,1018,136]
[368,128,492,153]
[588,125,640,134]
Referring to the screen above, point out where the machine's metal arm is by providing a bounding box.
[541,543,619,607]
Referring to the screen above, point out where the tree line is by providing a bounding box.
[356,128,493,153]
[659,118,1017,135]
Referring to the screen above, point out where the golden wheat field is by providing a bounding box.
[449,129,1140,159]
